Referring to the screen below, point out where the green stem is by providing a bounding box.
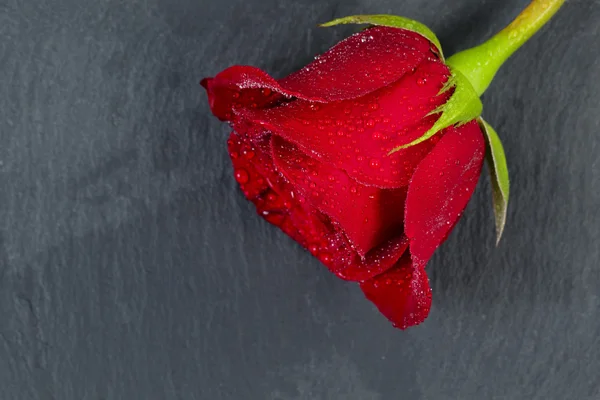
[446,0,565,96]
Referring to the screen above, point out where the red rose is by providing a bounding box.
[201,26,485,329]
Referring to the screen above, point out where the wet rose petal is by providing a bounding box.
[360,254,432,329]
[271,135,406,256]
[405,120,485,264]
[278,26,433,101]
[328,234,410,282]
[239,58,451,188]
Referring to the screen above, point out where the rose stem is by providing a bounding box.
[446,0,565,96]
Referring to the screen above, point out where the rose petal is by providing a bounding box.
[201,66,299,121]
[405,120,485,264]
[278,26,432,101]
[360,254,432,329]
[238,58,451,188]
[229,131,410,281]
[328,234,409,282]
[202,26,440,128]
[271,135,406,256]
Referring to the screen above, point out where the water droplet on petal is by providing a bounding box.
[234,169,249,184]
[241,148,255,159]
[319,252,332,264]
[369,159,380,168]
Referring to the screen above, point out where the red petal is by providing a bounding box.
[360,254,432,329]
[271,135,406,256]
[278,26,432,101]
[202,26,440,129]
[229,132,410,282]
[405,120,485,264]
[327,234,409,282]
[201,66,301,121]
[238,58,451,188]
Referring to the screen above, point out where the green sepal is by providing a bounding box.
[478,117,510,245]
[388,67,483,154]
[320,14,444,60]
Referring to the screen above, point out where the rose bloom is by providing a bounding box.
[202,26,484,329]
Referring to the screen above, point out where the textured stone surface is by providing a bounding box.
[1,0,599,398]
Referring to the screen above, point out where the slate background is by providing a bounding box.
[1,0,599,398]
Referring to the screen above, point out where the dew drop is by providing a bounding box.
[319,252,332,264]
[261,88,272,96]
[234,168,249,184]
[241,148,255,159]
[417,78,426,86]
[310,104,320,111]
[232,92,240,99]
[369,159,380,168]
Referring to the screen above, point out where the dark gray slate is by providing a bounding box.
[1,0,599,398]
